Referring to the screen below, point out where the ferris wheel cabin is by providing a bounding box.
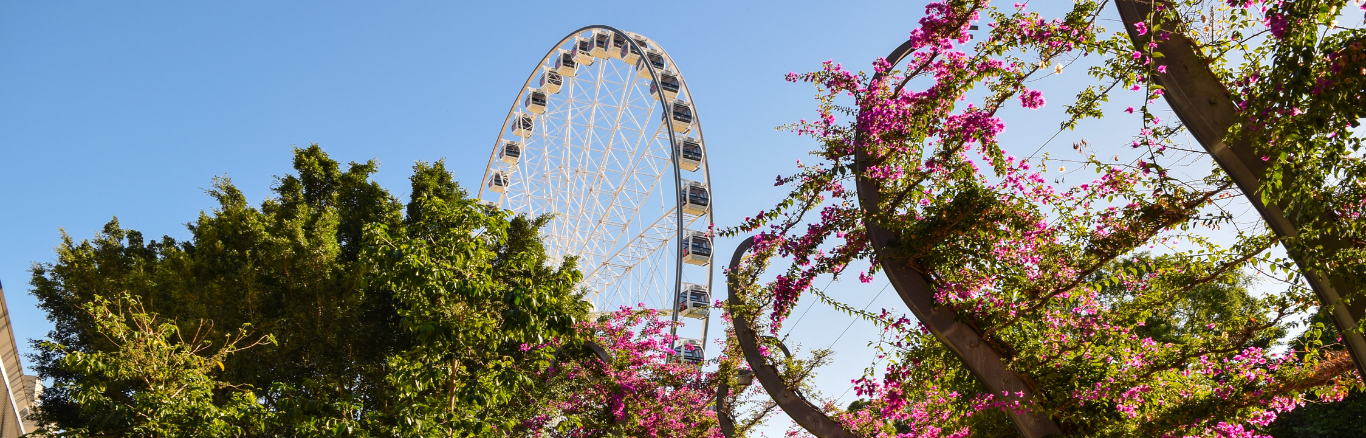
[511,113,534,137]
[635,49,667,79]
[619,34,649,64]
[554,50,578,77]
[590,31,612,58]
[523,89,547,114]
[488,171,509,194]
[676,283,710,319]
[673,338,704,364]
[608,32,629,59]
[680,180,709,216]
[650,70,681,101]
[668,99,693,134]
[682,231,711,265]
[499,140,521,164]
[574,37,595,66]
[476,200,502,217]
[674,136,703,171]
[540,69,563,94]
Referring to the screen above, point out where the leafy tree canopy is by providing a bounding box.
[26,145,620,436]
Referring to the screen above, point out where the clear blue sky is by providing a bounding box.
[1,1,1166,433]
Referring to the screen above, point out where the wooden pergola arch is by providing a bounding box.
[1112,0,1366,375]
[719,1,1366,436]
[720,235,861,438]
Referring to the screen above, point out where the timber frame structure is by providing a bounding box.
[717,38,1064,438]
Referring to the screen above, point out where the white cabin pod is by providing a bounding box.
[590,30,611,58]
[476,199,503,217]
[635,49,667,79]
[488,171,509,194]
[499,140,521,164]
[674,136,703,171]
[523,88,547,114]
[573,37,594,66]
[676,283,710,319]
[511,113,534,137]
[539,69,563,94]
[680,180,709,216]
[737,369,755,387]
[649,70,681,101]
[584,296,598,315]
[553,50,578,77]
[608,32,629,59]
[673,338,704,364]
[620,34,648,64]
[667,99,693,134]
[682,230,711,265]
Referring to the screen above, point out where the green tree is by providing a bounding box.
[1262,312,1366,437]
[28,145,590,436]
[32,145,406,430]
[1266,389,1366,438]
[363,170,587,435]
[1096,254,1287,349]
[37,294,270,437]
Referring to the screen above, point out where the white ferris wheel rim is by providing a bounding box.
[476,25,715,350]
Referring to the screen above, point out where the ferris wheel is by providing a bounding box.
[478,26,714,361]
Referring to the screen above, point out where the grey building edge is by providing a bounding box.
[0,280,38,436]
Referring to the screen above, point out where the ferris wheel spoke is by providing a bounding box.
[569,75,667,279]
[605,240,671,311]
[589,209,678,305]
[581,193,677,294]
[590,65,657,259]
[561,61,606,256]
[587,62,650,249]
[580,99,669,275]
[565,60,634,266]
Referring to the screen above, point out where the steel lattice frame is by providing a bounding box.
[477,25,715,355]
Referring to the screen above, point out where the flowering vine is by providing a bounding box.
[722,0,1365,436]
[510,307,722,438]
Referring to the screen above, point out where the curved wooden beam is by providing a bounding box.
[1114,0,1366,377]
[852,41,1063,437]
[715,368,754,437]
[726,236,860,438]
[716,376,739,437]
